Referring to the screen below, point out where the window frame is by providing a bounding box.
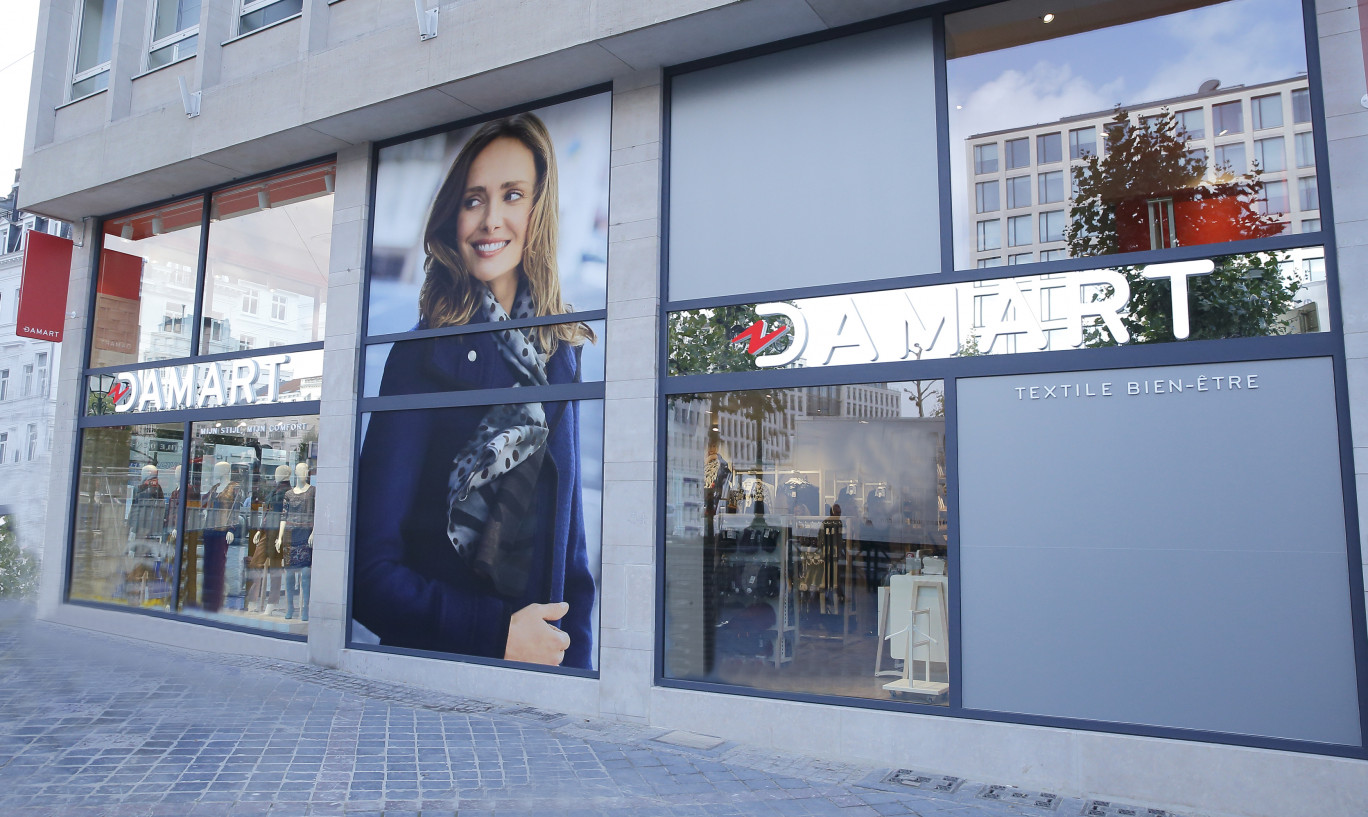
[146,0,200,69]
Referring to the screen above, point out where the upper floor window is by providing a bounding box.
[20,364,32,397]
[974,143,998,174]
[1037,132,1062,164]
[148,0,200,70]
[1291,88,1311,123]
[34,353,48,397]
[975,181,1000,213]
[1176,108,1205,140]
[72,0,117,98]
[1213,100,1243,136]
[1252,93,1283,130]
[1005,137,1030,169]
[239,0,302,35]
[1069,127,1095,159]
[0,370,8,400]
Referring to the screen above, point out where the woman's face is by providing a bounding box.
[455,136,538,295]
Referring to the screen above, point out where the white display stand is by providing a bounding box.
[880,573,949,697]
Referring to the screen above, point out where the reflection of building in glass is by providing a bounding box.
[665,384,910,535]
[967,77,1318,268]
[0,171,67,550]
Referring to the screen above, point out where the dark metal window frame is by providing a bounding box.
[344,84,613,680]
[63,154,337,641]
[655,0,1367,759]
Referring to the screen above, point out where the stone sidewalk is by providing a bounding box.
[0,603,1203,817]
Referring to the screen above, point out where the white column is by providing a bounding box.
[306,143,370,668]
[599,70,663,722]
[1317,0,1368,629]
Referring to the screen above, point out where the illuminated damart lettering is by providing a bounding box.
[110,355,291,413]
[738,260,1214,369]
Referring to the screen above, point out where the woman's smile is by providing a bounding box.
[472,239,511,257]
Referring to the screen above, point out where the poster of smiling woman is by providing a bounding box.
[352,92,610,672]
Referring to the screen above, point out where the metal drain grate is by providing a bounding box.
[1083,800,1175,817]
[977,784,1062,809]
[652,730,726,750]
[880,768,963,793]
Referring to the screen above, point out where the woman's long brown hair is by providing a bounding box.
[418,113,593,354]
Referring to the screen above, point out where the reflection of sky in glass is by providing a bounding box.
[947,0,1308,268]
[368,94,611,336]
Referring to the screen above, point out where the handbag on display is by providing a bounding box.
[757,565,781,598]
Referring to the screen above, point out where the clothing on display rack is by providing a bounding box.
[200,476,242,612]
[782,476,818,517]
[862,485,892,587]
[128,476,164,540]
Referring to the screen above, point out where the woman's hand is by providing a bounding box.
[505,602,571,665]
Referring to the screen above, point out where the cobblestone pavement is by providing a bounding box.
[0,603,1205,817]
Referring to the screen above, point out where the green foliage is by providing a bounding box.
[1098,251,1300,345]
[667,304,773,377]
[0,516,39,599]
[666,305,791,468]
[1068,108,1298,345]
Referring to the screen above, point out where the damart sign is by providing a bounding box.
[107,354,310,413]
[732,260,1215,369]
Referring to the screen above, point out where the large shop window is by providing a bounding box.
[200,165,333,354]
[663,382,950,703]
[661,0,1362,754]
[948,0,1321,271]
[70,162,334,637]
[353,92,611,674]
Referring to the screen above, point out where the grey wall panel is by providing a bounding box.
[957,358,1361,746]
[668,22,940,303]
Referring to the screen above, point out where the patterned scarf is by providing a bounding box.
[446,284,551,597]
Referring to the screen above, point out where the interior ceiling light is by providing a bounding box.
[1042,12,1056,22]
[257,190,271,209]
[120,224,133,240]
[150,216,163,235]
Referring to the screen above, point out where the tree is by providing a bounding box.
[1068,108,1299,344]
[0,515,39,599]
[666,306,792,677]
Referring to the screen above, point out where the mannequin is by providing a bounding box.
[280,462,314,621]
[251,465,291,614]
[199,461,240,612]
[129,464,164,545]
[162,465,182,563]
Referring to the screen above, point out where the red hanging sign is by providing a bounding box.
[16,230,73,342]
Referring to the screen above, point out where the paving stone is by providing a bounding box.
[0,605,1199,817]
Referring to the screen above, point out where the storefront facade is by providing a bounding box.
[20,0,1368,813]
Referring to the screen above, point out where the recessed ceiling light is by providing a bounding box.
[1042,12,1056,22]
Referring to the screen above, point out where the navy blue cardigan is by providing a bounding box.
[354,327,594,669]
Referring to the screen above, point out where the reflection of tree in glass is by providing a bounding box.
[666,305,790,677]
[0,516,38,599]
[1069,108,1298,344]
